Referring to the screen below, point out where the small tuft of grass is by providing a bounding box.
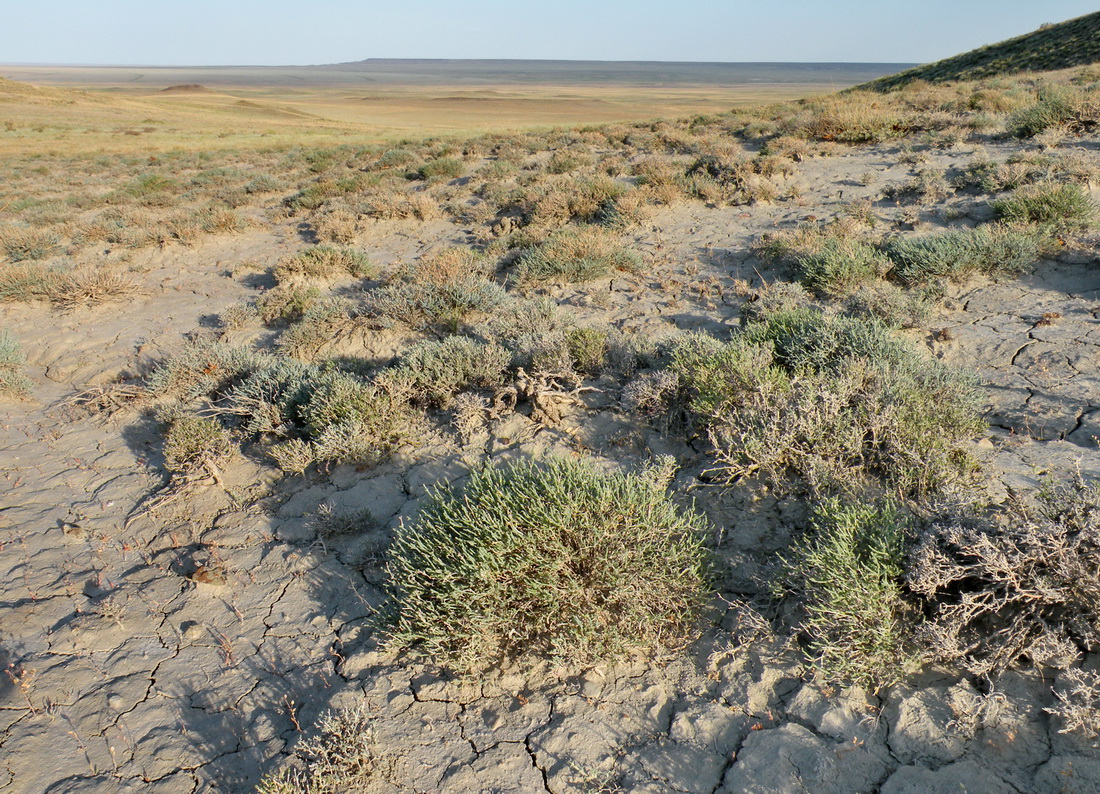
[1,226,61,262]
[274,246,376,284]
[0,330,32,398]
[513,226,642,286]
[385,456,709,673]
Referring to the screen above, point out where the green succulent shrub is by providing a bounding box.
[385,456,709,672]
[788,498,914,690]
[992,182,1097,233]
[885,224,1042,284]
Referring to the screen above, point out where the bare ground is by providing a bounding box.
[2,135,1100,794]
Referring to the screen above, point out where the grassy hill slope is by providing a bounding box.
[862,12,1100,91]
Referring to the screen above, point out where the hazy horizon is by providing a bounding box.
[4,1,1098,67]
[3,58,915,68]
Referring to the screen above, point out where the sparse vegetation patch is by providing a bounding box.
[908,482,1100,676]
[631,309,983,496]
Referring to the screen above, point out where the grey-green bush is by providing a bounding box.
[795,236,891,297]
[363,275,507,331]
[382,336,510,407]
[640,309,984,496]
[513,226,642,285]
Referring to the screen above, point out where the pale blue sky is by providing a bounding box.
[3,1,1097,65]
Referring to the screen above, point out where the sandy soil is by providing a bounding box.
[2,135,1099,793]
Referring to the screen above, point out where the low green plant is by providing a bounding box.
[844,282,933,328]
[385,456,709,672]
[414,157,465,180]
[273,246,376,283]
[795,236,891,297]
[243,173,280,194]
[513,226,642,285]
[0,331,32,397]
[992,182,1097,233]
[547,150,594,174]
[146,341,263,401]
[885,224,1042,284]
[789,498,914,690]
[147,342,415,475]
[518,175,628,224]
[161,414,234,476]
[566,327,610,374]
[270,372,413,474]
[373,148,418,169]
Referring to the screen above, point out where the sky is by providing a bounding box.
[3,1,1098,66]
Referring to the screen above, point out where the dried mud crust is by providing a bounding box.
[2,136,1100,793]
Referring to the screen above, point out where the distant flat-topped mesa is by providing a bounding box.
[862,11,1100,91]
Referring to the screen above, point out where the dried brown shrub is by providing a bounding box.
[908,482,1100,676]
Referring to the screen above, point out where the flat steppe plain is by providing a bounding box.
[0,61,905,154]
